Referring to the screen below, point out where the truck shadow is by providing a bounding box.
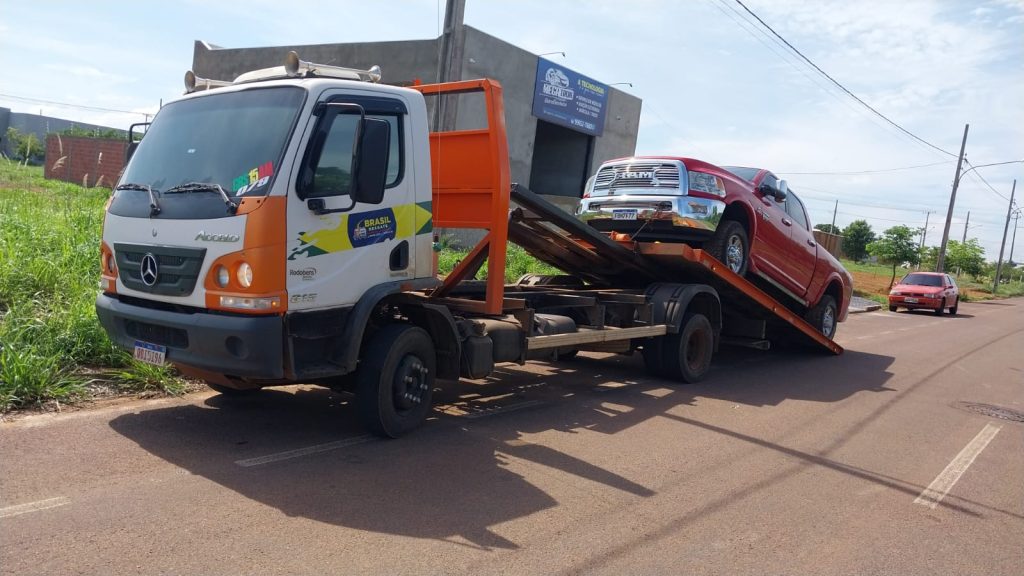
[109,347,898,550]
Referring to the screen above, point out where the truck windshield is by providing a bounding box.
[121,87,304,198]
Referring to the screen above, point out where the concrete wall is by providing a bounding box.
[192,39,440,88]
[1,107,122,159]
[44,135,127,188]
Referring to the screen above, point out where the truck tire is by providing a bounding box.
[661,313,714,383]
[356,324,436,438]
[804,294,838,340]
[706,220,749,276]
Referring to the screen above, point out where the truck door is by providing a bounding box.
[285,92,415,311]
[782,191,817,296]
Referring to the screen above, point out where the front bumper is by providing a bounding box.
[889,295,943,310]
[576,194,725,236]
[96,293,285,379]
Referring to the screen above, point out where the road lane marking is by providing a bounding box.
[0,497,71,518]
[235,435,374,467]
[914,423,1002,509]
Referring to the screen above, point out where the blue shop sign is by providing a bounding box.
[531,58,608,137]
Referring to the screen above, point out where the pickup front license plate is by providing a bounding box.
[612,209,638,221]
[133,340,166,366]
[904,297,918,303]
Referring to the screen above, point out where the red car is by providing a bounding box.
[576,157,853,339]
[888,272,959,315]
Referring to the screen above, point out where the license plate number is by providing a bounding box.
[612,209,637,221]
[133,340,166,366]
[904,297,918,303]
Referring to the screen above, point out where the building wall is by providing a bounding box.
[44,135,127,188]
[1,107,123,158]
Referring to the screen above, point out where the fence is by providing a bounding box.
[813,230,844,260]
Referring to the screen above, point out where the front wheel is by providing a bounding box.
[804,295,838,340]
[356,324,436,438]
[888,305,897,312]
[706,220,749,276]
[949,297,959,315]
[934,298,946,315]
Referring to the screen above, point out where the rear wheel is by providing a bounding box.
[949,297,959,315]
[804,295,838,340]
[661,313,715,383]
[356,324,436,438]
[707,220,749,276]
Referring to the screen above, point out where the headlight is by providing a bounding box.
[237,262,253,288]
[890,291,901,296]
[215,265,230,287]
[688,171,726,197]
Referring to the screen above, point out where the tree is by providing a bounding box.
[814,223,841,235]
[4,127,43,165]
[842,220,875,262]
[945,239,986,278]
[868,225,921,289]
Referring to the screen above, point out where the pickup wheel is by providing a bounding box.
[661,313,714,383]
[356,324,436,438]
[804,295,838,340]
[707,220,749,276]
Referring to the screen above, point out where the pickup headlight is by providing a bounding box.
[688,171,726,197]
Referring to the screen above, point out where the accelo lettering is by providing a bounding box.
[195,231,240,242]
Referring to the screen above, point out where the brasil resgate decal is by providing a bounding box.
[287,202,433,260]
[349,208,396,247]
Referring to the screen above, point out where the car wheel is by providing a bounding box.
[934,298,945,315]
[707,220,749,276]
[356,324,436,438]
[888,305,897,312]
[804,295,838,340]
[949,296,959,316]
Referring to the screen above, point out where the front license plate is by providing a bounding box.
[904,297,918,303]
[133,340,166,366]
[612,209,638,221]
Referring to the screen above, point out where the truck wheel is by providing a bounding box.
[804,295,838,340]
[949,297,959,315]
[356,324,436,438]
[661,313,714,383]
[707,220,749,276]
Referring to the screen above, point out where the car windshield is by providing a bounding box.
[120,87,305,197]
[900,273,942,287]
[720,166,760,182]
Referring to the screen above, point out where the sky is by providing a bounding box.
[2,0,1022,260]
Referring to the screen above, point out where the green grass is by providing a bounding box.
[437,242,563,283]
[0,162,185,411]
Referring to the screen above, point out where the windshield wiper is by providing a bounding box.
[116,182,161,216]
[165,182,238,214]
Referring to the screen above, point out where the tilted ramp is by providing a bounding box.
[508,185,842,355]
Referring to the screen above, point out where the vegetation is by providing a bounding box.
[4,127,44,164]
[54,126,127,140]
[867,225,921,289]
[436,238,562,282]
[813,223,841,235]
[945,239,986,277]
[0,162,184,412]
[841,219,875,262]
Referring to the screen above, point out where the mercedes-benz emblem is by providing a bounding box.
[140,253,159,287]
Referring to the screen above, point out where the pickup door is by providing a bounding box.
[781,192,818,298]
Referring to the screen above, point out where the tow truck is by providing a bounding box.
[96,53,842,437]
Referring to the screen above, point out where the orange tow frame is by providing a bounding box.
[411,79,511,315]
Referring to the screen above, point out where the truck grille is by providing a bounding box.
[124,319,189,348]
[593,162,681,192]
[114,243,207,296]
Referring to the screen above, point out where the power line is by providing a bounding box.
[0,92,148,116]
[733,0,958,159]
[777,160,954,176]
[962,159,1013,203]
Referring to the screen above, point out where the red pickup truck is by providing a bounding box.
[576,156,853,338]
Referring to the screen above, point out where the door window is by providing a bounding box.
[306,110,403,198]
[785,193,810,230]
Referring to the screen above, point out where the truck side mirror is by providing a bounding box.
[125,121,150,163]
[352,117,390,205]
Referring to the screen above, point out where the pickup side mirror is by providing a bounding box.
[775,179,789,202]
[352,117,390,205]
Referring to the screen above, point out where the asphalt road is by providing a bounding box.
[2,301,1022,575]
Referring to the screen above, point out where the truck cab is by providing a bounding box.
[97,56,437,387]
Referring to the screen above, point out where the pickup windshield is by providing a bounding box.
[120,87,304,199]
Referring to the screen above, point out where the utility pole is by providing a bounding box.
[936,123,970,272]
[918,211,931,270]
[961,211,970,243]
[993,179,1016,294]
[1009,211,1020,266]
[830,200,838,231]
[434,0,466,131]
